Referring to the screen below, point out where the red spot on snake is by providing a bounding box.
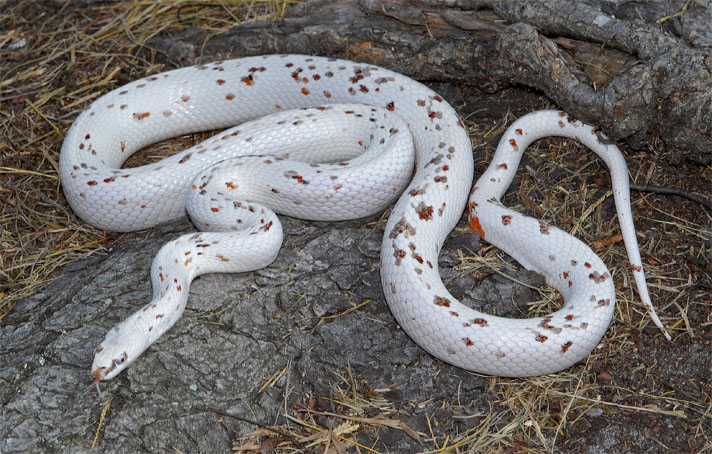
[226,182,236,189]
[133,112,150,120]
[509,139,517,147]
[515,128,523,135]
[536,334,548,343]
[211,208,220,213]
[225,94,235,100]
[473,318,488,326]
[241,75,254,86]
[156,314,164,319]
[87,180,97,186]
[301,87,310,95]
[497,163,508,170]
[417,203,434,220]
[502,215,512,225]
[434,296,451,307]
[565,314,574,321]
[630,264,642,272]
[561,341,573,353]
[464,337,474,346]
[386,102,395,111]
[469,215,485,240]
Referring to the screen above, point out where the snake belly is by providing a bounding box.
[59,55,660,380]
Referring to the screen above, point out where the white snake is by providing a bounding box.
[58,55,668,381]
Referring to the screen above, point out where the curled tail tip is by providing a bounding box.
[645,300,671,341]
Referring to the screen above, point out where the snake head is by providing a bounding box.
[90,323,146,381]
[91,347,129,381]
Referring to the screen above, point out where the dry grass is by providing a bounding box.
[2,1,710,453]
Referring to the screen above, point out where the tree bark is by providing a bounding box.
[145,0,712,165]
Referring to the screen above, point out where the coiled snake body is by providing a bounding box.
[59,55,667,381]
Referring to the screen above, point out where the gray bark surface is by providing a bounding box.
[148,0,712,164]
[2,215,547,452]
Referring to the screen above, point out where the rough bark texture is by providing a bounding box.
[147,0,712,164]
